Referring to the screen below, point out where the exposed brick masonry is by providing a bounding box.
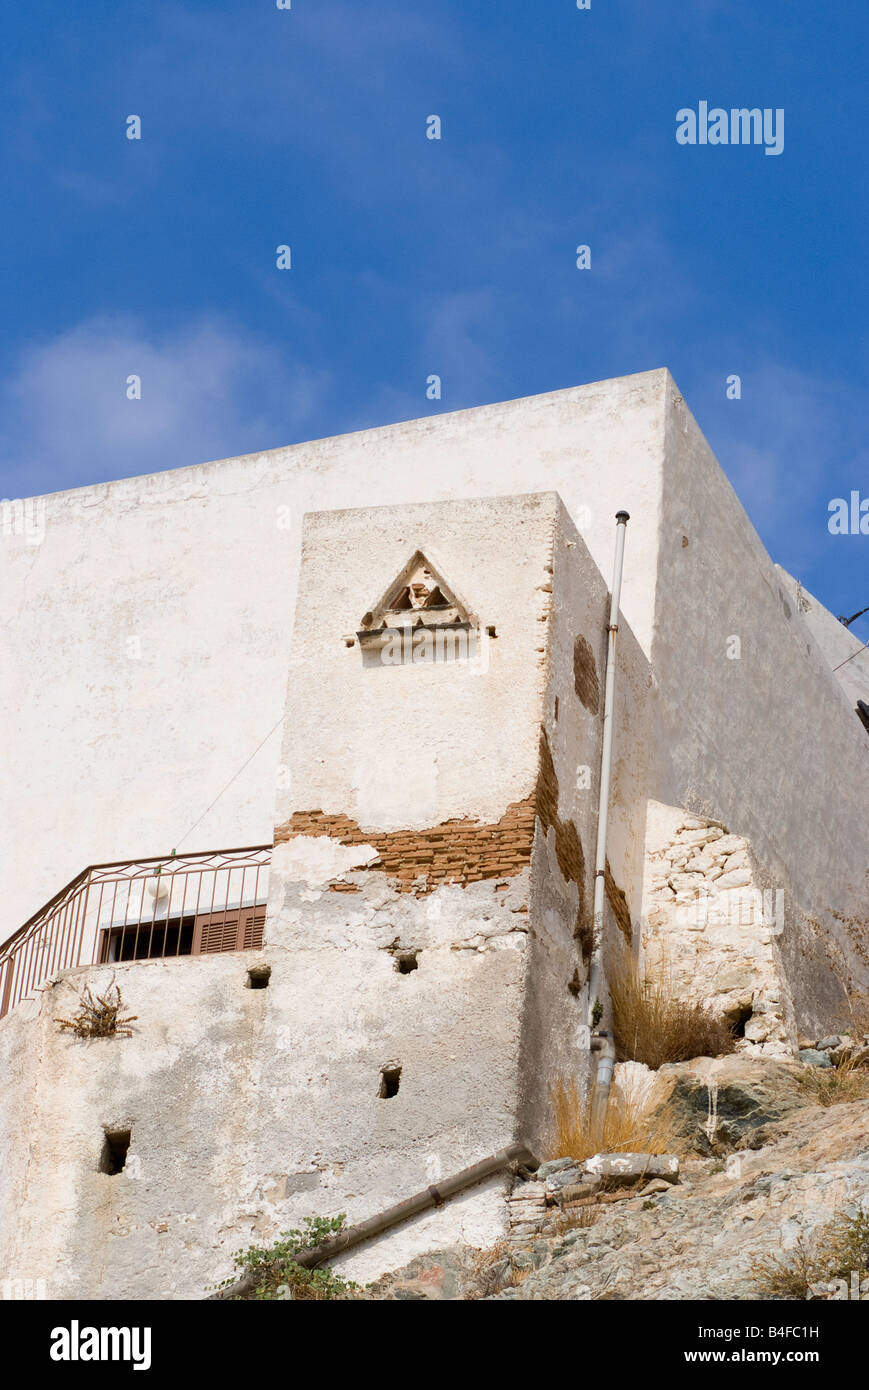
[275,727,598,905]
[573,634,600,715]
[275,802,536,893]
[605,860,632,944]
[537,731,591,954]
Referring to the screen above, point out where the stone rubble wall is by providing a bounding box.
[506,1181,548,1239]
[506,1153,680,1241]
[641,802,798,1055]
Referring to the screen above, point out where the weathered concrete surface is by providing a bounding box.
[582,1152,680,1184]
[0,947,519,1297]
[649,388,869,1032]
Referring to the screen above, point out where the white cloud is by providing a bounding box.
[1,316,329,497]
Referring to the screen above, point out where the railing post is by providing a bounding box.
[0,957,13,1019]
[74,873,92,967]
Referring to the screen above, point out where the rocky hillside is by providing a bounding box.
[368,1054,869,1301]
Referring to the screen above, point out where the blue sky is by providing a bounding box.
[2,0,867,636]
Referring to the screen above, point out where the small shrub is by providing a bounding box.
[550,1203,601,1234]
[55,976,137,1039]
[751,1210,869,1299]
[610,965,736,1069]
[821,1209,869,1282]
[548,1076,678,1163]
[225,1215,359,1301]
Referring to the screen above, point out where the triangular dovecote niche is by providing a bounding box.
[355,551,480,663]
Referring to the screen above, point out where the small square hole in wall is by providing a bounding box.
[246,965,271,990]
[378,1063,402,1099]
[100,1128,131,1175]
[394,950,418,975]
[486,626,497,639]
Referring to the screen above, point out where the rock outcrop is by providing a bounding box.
[490,1094,869,1299]
[366,1057,869,1300]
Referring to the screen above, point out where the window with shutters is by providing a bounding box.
[98,906,265,962]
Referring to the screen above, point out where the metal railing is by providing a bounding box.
[0,845,272,1020]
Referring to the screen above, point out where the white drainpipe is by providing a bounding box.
[587,510,630,1134]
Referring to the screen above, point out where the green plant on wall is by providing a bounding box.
[218,1215,361,1300]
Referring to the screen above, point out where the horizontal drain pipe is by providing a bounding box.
[209,1141,536,1299]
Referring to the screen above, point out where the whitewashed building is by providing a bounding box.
[0,369,867,1298]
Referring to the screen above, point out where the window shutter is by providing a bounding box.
[241,908,265,950]
[193,907,265,955]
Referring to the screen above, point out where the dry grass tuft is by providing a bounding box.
[549,1203,601,1235]
[55,976,137,1039]
[751,1237,817,1300]
[796,1053,869,1108]
[610,963,736,1069]
[835,990,869,1044]
[548,1075,678,1163]
[465,1242,533,1299]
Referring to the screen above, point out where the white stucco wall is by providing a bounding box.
[521,500,651,1137]
[274,492,556,832]
[649,388,869,1028]
[0,493,651,1298]
[0,369,666,941]
[0,952,517,1298]
[776,567,869,713]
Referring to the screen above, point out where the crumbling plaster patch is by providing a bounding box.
[573,633,601,715]
[536,730,589,937]
[268,854,533,955]
[272,833,382,887]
